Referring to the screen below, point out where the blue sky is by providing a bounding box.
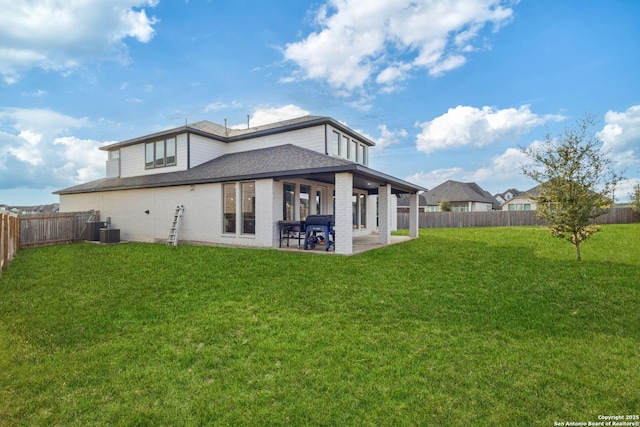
[1,0,639,206]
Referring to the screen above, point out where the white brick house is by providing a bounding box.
[55,116,424,255]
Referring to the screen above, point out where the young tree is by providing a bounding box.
[439,199,452,212]
[520,115,623,261]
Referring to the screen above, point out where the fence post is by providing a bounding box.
[12,215,19,261]
[2,214,7,271]
[1,213,5,275]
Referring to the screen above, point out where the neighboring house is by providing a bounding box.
[501,185,538,211]
[17,204,60,215]
[397,193,428,213]
[1,203,60,214]
[55,115,425,255]
[494,188,522,205]
[423,180,499,212]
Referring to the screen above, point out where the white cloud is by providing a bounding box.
[376,63,412,85]
[427,54,467,76]
[283,0,516,91]
[9,130,44,165]
[1,108,89,135]
[53,136,105,184]
[597,105,640,169]
[204,100,243,113]
[0,108,105,190]
[0,0,159,82]
[415,105,564,154]
[406,108,640,200]
[204,102,229,113]
[370,124,408,150]
[618,178,640,203]
[405,144,538,193]
[22,89,48,97]
[232,104,311,128]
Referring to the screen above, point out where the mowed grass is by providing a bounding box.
[0,225,638,426]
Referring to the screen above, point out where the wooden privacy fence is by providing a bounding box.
[19,211,98,249]
[397,207,636,229]
[1,212,20,277]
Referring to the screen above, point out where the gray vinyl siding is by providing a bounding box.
[226,126,326,155]
[189,134,226,168]
[119,133,188,178]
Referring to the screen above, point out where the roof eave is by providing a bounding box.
[55,163,424,196]
[100,126,230,151]
[100,116,377,152]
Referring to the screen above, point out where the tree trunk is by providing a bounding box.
[574,234,582,261]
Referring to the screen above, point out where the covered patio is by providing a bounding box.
[272,166,425,255]
[278,233,414,255]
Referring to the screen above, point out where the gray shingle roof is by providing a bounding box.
[191,115,332,138]
[525,184,541,196]
[55,144,425,195]
[100,115,376,151]
[397,193,428,207]
[494,188,523,200]
[424,180,498,207]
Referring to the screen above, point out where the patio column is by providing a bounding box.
[409,192,419,238]
[378,184,391,245]
[391,195,398,231]
[334,172,353,255]
[270,180,283,247]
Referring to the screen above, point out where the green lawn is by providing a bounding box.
[1,225,638,426]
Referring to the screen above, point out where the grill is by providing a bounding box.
[303,215,334,251]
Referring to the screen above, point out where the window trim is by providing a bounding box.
[241,182,256,235]
[299,185,311,221]
[145,137,177,169]
[283,182,296,221]
[223,183,236,234]
[329,131,340,156]
[352,190,368,229]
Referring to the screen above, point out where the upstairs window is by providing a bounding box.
[166,139,176,165]
[348,139,356,160]
[145,137,176,169]
[341,135,349,159]
[145,143,154,168]
[329,131,339,156]
[155,140,165,167]
[356,144,364,164]
[328,129,369,165]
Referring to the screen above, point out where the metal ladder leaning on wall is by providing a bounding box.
[166,205,184,247]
